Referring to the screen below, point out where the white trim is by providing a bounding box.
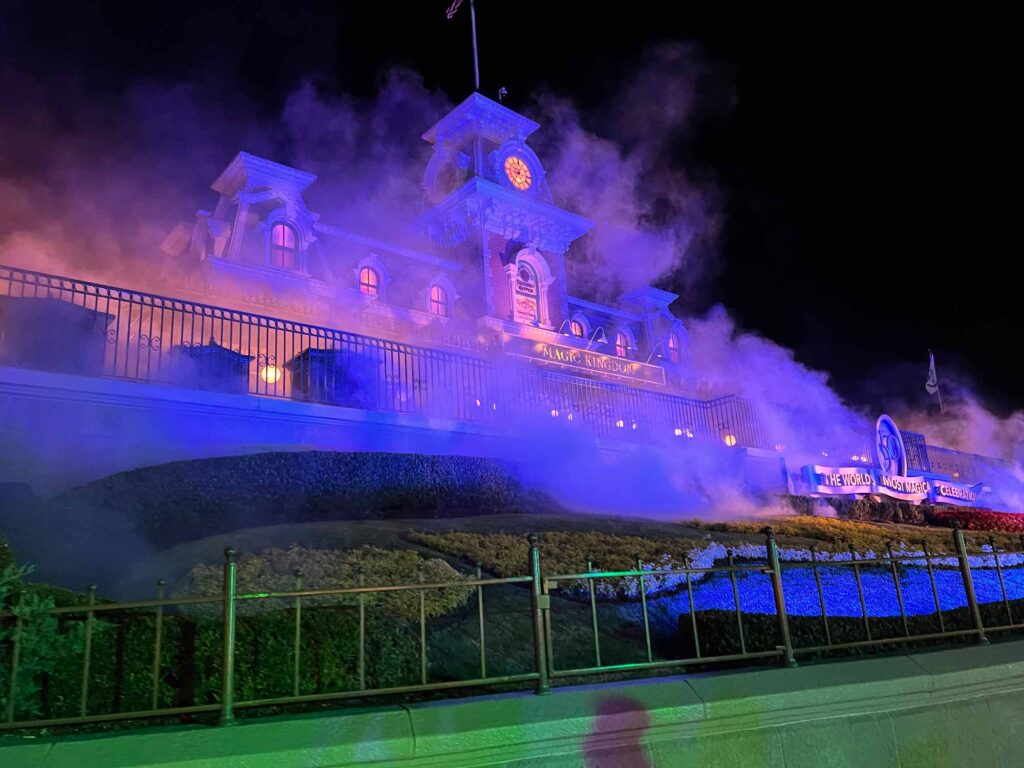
[566,295,641,322]
[316,224,461,271]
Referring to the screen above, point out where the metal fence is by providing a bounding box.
[2,523,1022,731]
[0,264,769,448]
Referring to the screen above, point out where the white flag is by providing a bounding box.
[925,351,939,395]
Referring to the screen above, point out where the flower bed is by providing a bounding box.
[926,507,1024,534]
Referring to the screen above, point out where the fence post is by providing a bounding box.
[764,527,796,667]
[528,534,551,695]
[219,546,238,726]
[952,522,988,645]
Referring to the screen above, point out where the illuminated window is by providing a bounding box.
[615,332,630,357]
[359,267,380,297]
[668,331,681,363]
[570,319,585,338]
[429,285,448,317]
[269,223,299,270]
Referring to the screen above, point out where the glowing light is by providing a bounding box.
[491,403,498,411]
[631,421,638,430]
[504,155,532,191]
[570,319,585,338]
[475,399,481,407]
[723,434,737,447]
[566,413,574,421]
[259,365,282,384]
[359,267,380,296]
[550,409,559,417]
[615,419,625,428]
[851,454,860,462]
[953,471,961,479]
[822,451,829,457]
[774,443,785,453]
[674,428,683,437]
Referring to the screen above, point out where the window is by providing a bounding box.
[570,319,585,338]
[269,223,299,270]
[615,331,631,358]
[429,285,448,317]
[668,331,681,363]
[359,267,380,297]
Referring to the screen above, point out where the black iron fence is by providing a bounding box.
[2,524,1022,731]
[0,264,769,448]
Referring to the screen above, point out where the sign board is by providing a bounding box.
[501,333,666,386]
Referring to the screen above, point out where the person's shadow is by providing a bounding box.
[583,696,653,767]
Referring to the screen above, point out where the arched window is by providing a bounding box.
[570,319,585,338]
[269,223,299,270]
[429,284,448,317]
[668,331,682,363]
[359,267,380,297]
[615,331,631,358]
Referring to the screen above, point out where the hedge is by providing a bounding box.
[0,546,470,723]
[32,451,559,548]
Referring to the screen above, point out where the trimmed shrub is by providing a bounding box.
[180,545,473,620]
[38,452,558,548]
[408,530,700,577]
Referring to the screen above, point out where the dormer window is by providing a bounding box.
[269,223,299,270]
[570,319,585,338]
[429,284,448,317]
[359,267,380,297]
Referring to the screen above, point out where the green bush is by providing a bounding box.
[0,532,14,572]
[0,546,471,721]
[0,565,89,721]
[675,601,1000,663]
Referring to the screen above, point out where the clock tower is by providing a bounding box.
[417,93,592,332]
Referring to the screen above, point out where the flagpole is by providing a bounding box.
[470,0,480,91]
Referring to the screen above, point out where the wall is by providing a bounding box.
[0,365,784,506]
[2,637,1021,767]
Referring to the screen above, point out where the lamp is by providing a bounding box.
[585,327,608,350]
[555,319,572,335]
[645,341,667,363]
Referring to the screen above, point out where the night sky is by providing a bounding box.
[1,2,1017,414]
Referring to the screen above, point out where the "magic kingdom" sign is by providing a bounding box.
[501,333,667,386]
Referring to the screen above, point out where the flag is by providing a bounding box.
[446,0,464,18]
[925,351,939,395]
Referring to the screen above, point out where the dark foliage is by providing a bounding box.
[31,451,561,548]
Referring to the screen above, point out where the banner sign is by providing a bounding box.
[501,333,666,386]
[931,481,983,507]
[805,466,876,495]
[874,473,931,502]
[801,465,988,507]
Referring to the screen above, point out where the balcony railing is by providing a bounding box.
[0,264,770,448]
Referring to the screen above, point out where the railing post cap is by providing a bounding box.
[762,526,775,538]
[952,520,962,531]
[156,579,166,587]
[527,533,539,546]
[224,546,236,561]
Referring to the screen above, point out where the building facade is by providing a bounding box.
[0,94,1017,511]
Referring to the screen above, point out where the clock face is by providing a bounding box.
[504,155,532,191]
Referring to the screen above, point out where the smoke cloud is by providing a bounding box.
[0,43,1020,536]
